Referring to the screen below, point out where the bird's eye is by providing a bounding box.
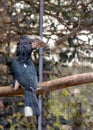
[30,42,32,44]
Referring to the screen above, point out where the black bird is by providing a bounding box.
[9,35,47,117]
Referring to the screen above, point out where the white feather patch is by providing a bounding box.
[24,64,27,68]
[14,80,20,90]
[24,106,33,117]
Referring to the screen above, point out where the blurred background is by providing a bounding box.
[0,0,93,129]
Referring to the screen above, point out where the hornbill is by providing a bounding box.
[9,35,47,117]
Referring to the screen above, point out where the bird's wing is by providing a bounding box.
[10,60,38,90]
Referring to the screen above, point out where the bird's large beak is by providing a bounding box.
[31,37,48,49]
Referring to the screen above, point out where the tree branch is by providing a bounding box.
[0,72,93,96]
[55,21,81,45]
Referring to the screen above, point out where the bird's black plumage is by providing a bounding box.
[10,59,37,90]
[9,35,40,116]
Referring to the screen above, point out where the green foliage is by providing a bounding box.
[42,66,93,129]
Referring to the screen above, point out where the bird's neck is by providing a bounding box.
[18,56,30,63]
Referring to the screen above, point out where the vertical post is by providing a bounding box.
[38,0,44,130]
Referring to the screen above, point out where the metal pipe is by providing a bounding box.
[38,0,44,130]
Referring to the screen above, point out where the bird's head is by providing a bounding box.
[19,35,48,49]
[16,35,48,58]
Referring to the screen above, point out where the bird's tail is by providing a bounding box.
[24,88,40,117]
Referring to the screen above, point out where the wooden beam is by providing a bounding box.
[0,72,93,96]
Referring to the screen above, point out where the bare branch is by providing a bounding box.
[55,19,81,46]
[0,72,93,96]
